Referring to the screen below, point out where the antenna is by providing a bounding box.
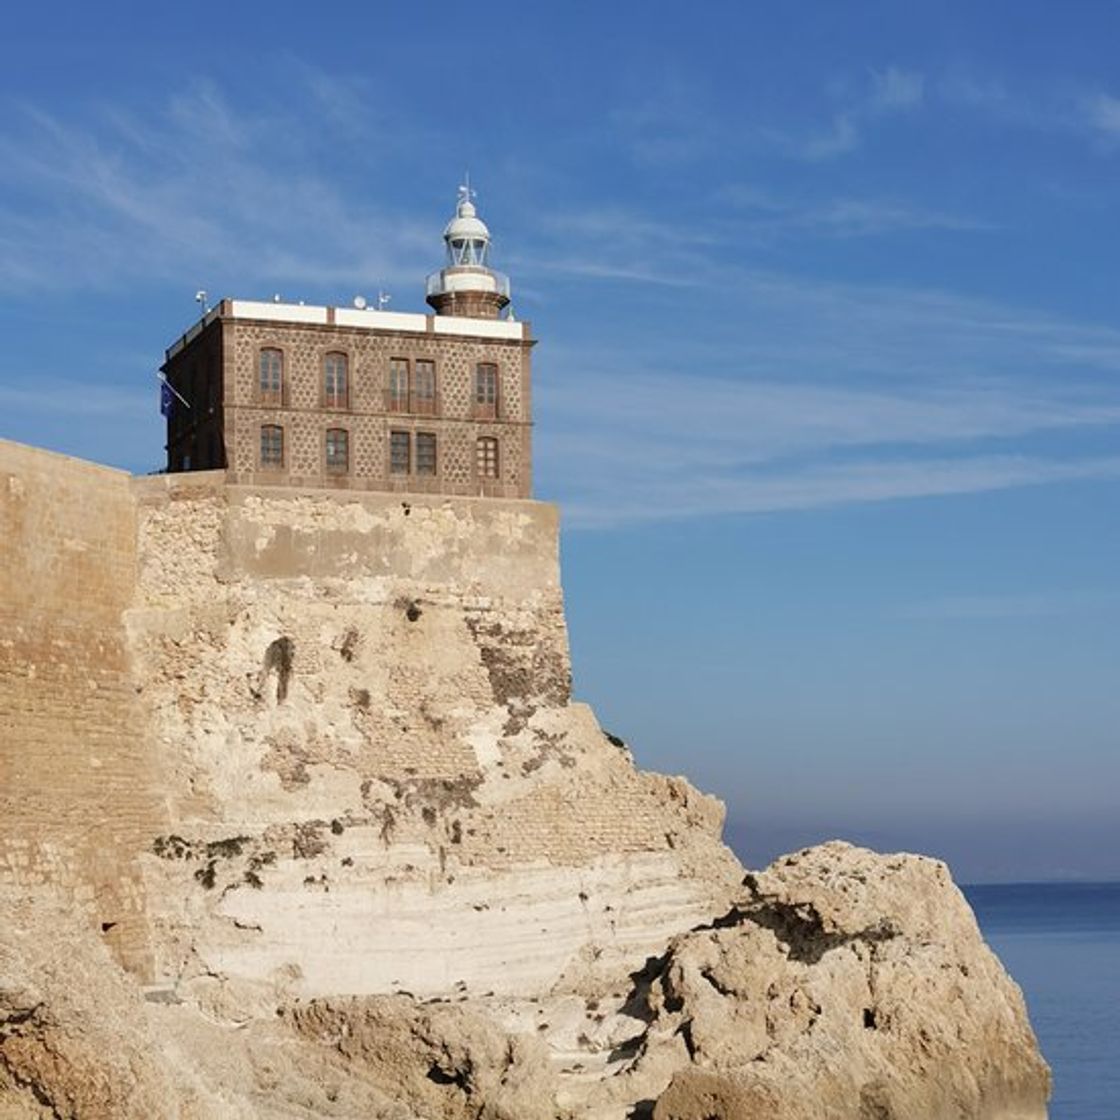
[194,289,209,313]
[272,293,283,303]
[377,290,392,311]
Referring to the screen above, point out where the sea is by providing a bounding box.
[963,882,1120,1120]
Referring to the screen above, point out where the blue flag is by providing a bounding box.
[160,380,173,417]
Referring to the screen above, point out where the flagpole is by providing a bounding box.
[157,370,191,408]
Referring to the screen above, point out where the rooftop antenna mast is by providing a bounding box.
[195,289,210,314]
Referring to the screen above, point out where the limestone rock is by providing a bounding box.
[0,450,1051,1120]
[632,843,1050,1120]
[284,995,562,1120]
[0,891,205,1120]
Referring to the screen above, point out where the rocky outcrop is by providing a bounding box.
[0,452,1050,1118]
[1,844,1049,1119]
[630,842,1049,1120]
[126,478,743,1009]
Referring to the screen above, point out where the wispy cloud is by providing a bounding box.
[801,113,860,161]
[531,253,1120,526]
[939,69,1120,149]
[899,590,1120,621]
[1084,93,1120,139]
[791,65,924,161]
[0,76,435,295]
[870,66,925,112]
[719,187,991,238]
[0,377,150,418]
[549,450,1120,529]
[608,73,719,167]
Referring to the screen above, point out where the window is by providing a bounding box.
[388,358,409,412]
[416,432,437,475]
[476,436,499,479]
[324,352,348,409]
[474,363,498,418]
[413,360,436,415]
[260,425,284,468]
[389,430,410,474]
[326,428,349,474]
[259,349,283,404]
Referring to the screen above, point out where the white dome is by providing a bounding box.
[444,212,490,241]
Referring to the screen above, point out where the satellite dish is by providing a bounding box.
[353,295,368,310]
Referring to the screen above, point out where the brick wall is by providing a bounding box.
[165,314,534,498]
[0,440,163,978]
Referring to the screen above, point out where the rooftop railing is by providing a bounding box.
[425,267,511,299]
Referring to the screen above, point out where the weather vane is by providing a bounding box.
[458,171,476,208]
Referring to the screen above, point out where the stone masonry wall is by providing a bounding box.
[0,441,163,978]
[128,473,740,1005]
[224,319,532,496]
[0,450,739,1007]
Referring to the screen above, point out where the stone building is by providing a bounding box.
[161,187,533,498]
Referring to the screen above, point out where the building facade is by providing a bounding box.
[161,189,534,499]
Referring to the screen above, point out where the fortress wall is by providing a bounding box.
[126,477,570,823]
[127,477,738,1001]
[0,440,162,978]
[0,452,736,1004]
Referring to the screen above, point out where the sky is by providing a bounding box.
[1,1,1117,882]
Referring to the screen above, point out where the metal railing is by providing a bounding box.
[425,267,511,299]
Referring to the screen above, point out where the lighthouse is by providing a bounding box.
[426,183,512,320]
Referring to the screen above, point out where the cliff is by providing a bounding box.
[0,439,1050,1118]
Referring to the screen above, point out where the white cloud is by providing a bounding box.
[719,187,990,237]
[1084,93,1120,138]
[939,70,1120,151]
[870,66,925,112]
[552,452,1120,529]
[527,248,1120,527]
[801,113,860,161]
[0,78,436,295]
[0,377,150,418]
[789,65,924,161]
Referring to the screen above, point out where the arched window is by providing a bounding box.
[259,349,283,404]
[324,352,348,409]
[325,428,349,474]
[260,424,284,468]
[474,363,498,419]
[476,436,499,479]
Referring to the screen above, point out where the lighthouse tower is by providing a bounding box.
[426,183,511,320]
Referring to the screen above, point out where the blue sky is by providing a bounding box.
[2,2,1118,881]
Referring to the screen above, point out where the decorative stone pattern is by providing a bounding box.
[162,309,534,498]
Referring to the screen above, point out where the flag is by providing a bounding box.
[160,380,174,417]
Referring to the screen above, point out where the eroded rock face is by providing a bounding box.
[0,461,1050,1119]
[635,843,1051,1120]
[0,844,1050,1120]
[284,996,559,1120]
[126,481,743,1008]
